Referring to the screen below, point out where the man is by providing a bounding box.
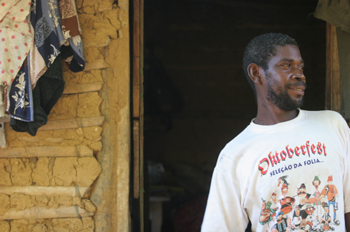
[201,33,350,232]
[310,176,322,220]
[321,202,335,231]
[321,175,340,225]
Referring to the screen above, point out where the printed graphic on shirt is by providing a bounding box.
[258,175,340,232]
[256,139,342,231]
[257,140,326,177]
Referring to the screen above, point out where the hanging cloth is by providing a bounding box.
[0,0,33,116]
[9,0,85,135]
[29,0,84,89]
[10,54,64,136]
[8,58,33,121]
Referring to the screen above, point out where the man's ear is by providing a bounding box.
[247,63,263,85]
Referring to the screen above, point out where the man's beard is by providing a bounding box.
[266,76,305,111]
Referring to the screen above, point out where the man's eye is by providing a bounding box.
[282,63,291,67]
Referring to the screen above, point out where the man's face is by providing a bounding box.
[306,207,314,215]
[281,185,288,195]
[271,195,276,202]
[263,45,306,111]
[297,187,306,196]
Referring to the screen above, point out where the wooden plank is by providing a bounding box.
[133,120,140,199]
[0,206,93,220]
[0,186,89,197]
[133,0,141,119]
[133,0,145,230]
[38,116,105,131]
[326,23,342,112]
[0,145,93,158]
[7,116,105,131]
[63,82,103,95]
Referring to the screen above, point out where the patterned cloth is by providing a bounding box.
[8,59,32,121]
[8,0,84,126]
[10,54,63,135]
[0,0,33,117]
[29,0,84,88]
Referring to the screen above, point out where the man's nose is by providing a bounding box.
[293,68,306,82]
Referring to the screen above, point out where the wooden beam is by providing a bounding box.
[63,82,103,95]
[0,206,93,220]
[0,186,89,197]
[6,116,105,131]
[0,145,93,158]
[39,116,105,131]
[326,23,342,112]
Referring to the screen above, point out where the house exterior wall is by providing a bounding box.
[0,0,130,231]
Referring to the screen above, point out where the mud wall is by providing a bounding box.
[0,0,130,231]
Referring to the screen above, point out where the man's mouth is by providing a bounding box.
[288,82,307,94]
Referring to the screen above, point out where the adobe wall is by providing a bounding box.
[0,0,130,231]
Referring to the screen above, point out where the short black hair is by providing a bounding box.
[242,33,299,94]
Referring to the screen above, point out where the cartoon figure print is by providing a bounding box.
[320,202,335,231]
[259,197,276,230]
[271,191,279,220]
[300,204,319,232]
[294,183,311,224]
[260,174,341,232]
[272,212,291,232]
[291,206,303,231]
[271,176,295,231]
[320,176,340,226]
[310,176,322,220]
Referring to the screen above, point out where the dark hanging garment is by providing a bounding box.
[10,54,64,136]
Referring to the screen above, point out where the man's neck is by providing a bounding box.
[254,105,299,125]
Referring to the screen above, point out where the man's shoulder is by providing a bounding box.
[218,124,256,160]
[301,109,344,124]
[302,109,342,118]
[223,124,255,149]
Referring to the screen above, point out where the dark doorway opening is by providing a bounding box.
[142,1,326,231]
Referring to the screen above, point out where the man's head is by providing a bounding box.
[243,33,306,111]
[243,33,299,94]
[312,176,321,188]
[305,204,315,215]
[281,183,288,195]
[297,183,306,196]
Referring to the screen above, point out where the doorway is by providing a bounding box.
[138,0,326,231]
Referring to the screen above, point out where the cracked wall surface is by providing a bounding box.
[1,0,130,231]
[0,217,94,232]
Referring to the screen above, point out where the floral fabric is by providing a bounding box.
[8,0,84,124]
[8,59,32,121]
[0,0,33,117]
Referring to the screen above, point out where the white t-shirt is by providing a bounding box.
[201,110,350,232]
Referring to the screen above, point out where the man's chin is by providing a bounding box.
[280,99,304,111]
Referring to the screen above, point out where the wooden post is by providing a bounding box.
[326,23,342,112]
[132,0,145,231]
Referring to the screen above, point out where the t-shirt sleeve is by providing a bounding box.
[201,154,248,232]
[338,113,350,214]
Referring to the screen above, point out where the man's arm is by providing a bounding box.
[346,212,350,232]
[201,164,248,232]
